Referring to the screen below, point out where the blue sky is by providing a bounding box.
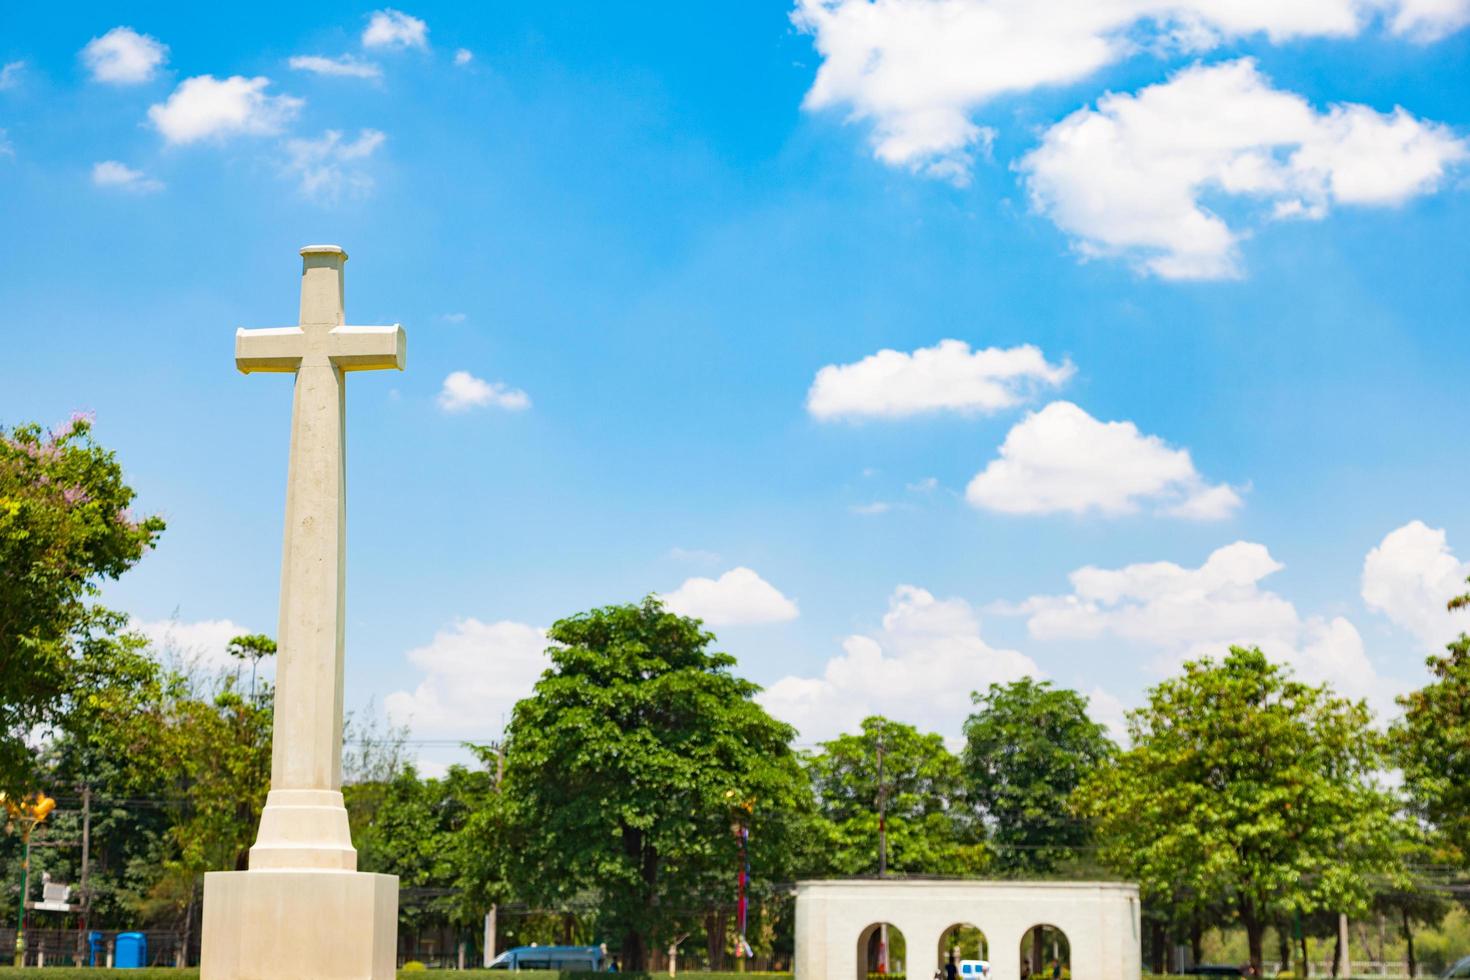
[3,2,1468,767]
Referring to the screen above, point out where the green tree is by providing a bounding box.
[806,716,985,876]
[493,597,812,969]
[353,763,493,938]
[92,657,273,942]
[1394,633,1470,872]
[0,416,164,793]
[1075,647,1398,975]
[227,633,277,699]
[961,678,1114,875]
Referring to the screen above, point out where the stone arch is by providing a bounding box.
[1018,924,1071,980]
[855,922,908,980]
[935,922,991,979]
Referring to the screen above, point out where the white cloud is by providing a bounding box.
[441,312,468,323]
[661,567,800,626]
[1020,59,1468,279]
[92,160,164,193]
[437,370,531,413]
[792,0,1465,182]
[0,61,24,90]
[965,401,1241,519]
[363,9,429,50]
[1086,686,1130,744]
[81,27,168,85]
[760,585,1040,742]
[131,617,261,676]
[284,128,386,199]
[0,130,12,158]
[850,501,893,515]
[1012,541,1392,709]
[1390,0,1470,39]
[907,476,939,493]
[454,48,474,66]
[1362,520,1470,648]
[148,75,303,145]
[807,340,1073,420]
[385,619,548,738]
[289,55,382,80]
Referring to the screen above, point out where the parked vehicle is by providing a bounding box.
[488,945,605,971]
[1441,956,1470,978]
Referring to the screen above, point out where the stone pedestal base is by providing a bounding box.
[201,870,398,979]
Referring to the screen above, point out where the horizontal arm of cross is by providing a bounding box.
[330,325,406,372]
[236,325,406,374]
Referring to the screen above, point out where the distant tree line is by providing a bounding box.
[3,418,1468,973]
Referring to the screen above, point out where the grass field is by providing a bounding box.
[0,970,793,979]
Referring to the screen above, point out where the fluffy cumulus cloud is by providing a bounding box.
[454,49,474,66]
[288,55,382,80]
[363,9,429,50]
[437,370,531,413]
[1012,541,1392,709]
[661,567,799,626]
[92,160,164,193]
[965,401,1241,519]
[1362,520,1470,648]
[131,617,259,675]
[1021,59,1468,278]
[81,26,168,85]
[1391,0,1470,39]
[385,619,548,738]
[148,75,303,145]
[760,585,1040,742]
[284,128,386,199]
[807,340,1073,420]
[792,0,1469,182]
[0,61,23,90]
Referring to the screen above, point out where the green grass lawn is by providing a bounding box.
[0,971,792,979]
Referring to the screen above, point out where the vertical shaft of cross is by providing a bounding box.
[248,246,358,871]
[273,249,349,793]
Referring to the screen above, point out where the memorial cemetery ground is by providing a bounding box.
[3,417,1468,973]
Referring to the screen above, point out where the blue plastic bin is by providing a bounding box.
[88,931,103,967]
[115,932,147,969]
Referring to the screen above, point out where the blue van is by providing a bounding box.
[488,945,604,971]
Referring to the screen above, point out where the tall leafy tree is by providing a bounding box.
[961,678,1114,875]
[493,598,812,969]
[0,416,164,792]
[806,716,985,876]
[1394,631,1470,871]
[1075,647,1398,975]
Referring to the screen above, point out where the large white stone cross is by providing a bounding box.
[235,245,404,871]
[203,245,401,980]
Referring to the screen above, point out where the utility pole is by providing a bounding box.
[483,740,505,969]
[76,786,91,967]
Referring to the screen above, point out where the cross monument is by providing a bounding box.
[201,246,402,979]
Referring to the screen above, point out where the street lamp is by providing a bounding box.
[2,791,57,966]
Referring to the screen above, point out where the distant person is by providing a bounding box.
[1051,959,1061,980]
[946,955,959,980]
[609,957,619,973]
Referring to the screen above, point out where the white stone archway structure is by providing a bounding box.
[794,880,1140,980]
